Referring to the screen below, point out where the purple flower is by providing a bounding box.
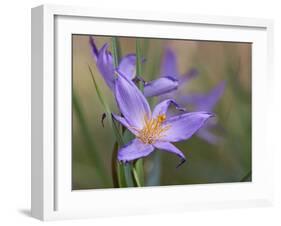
[180,81,226,112]
[143,48,191,97]
[156,48,226,145]
[90,37,178,96]
[90,37,137,91]
[143,77,178,97]
[179,81,226,144]
[154,48,198,100]
[112,72,213,166]
[161,48,199,84]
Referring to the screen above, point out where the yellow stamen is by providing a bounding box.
[157,114,166,123]
[136,114,170,144]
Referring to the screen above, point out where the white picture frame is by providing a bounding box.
[31,4,274,221]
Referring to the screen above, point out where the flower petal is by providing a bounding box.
[199,81,226,111]
[152,99,185,118]
[161,48,178,79]
[89,36,99,61]
[115,72,151,129]
[118,54,137,80]
[118,139,154,162]
[144,77,178,97]
[179,68,198,85]
[160,112,214,142]
[153,141,186,167]
[112,113,138,135]
[180,81,226,111]
[197,127,222,145]
[96,43,115,91]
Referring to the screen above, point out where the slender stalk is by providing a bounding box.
[132,39,145,187]
[111,142,119,187]
[111,37,136,187]
[147,42,162,81]
[111,142,129,187]
[136,39,142,76]
[136,39,144,92]
[111,37,121,68]
[132,167,142,187]
[142,39,149,60]
[146,152,161,186]
[117,162,128,187]
[134,159,144,186]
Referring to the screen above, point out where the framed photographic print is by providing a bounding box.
[31,4,274,221]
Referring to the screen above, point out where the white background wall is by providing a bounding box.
[0,0,280,225]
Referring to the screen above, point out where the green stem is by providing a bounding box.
[136,39,144,92]
[132,39,145,187]
[136,39,142,76]
[111,142,119,188]
[117,162,128,187]
[132,167,142,187]
[111,37,121,67]
[111,142,129,188]
[111,37,137,188]
[134,159,144,186]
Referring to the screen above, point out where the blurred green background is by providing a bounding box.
[72,35,251,190]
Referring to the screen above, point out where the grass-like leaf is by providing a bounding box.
[88,65,111,114]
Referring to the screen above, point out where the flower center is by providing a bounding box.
[137,114,170,144]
